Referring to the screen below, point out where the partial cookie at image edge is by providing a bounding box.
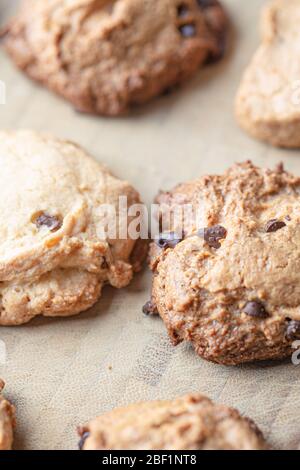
[77,394,268,450]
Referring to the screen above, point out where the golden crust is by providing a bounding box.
[150,161,300,365]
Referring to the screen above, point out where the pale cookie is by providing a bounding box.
[0,380,15,451]
[148,161,300,365]
[77,394,267,450]
[236,0,300,148]
[2,0,228,116]
[0,130,146,325]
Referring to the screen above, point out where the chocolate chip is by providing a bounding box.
[198,225,227,249]
[206,35,226,64]
[101,259,109,270]
[243,301,269,319]
[179,24,196,37]
[161,86,174,96]
[34,213,62,232]
[196,0,217,8]
[286,320,300,341]
[155,232,182,249]
[265,219,286,233]
[78,431,90,450]
[275,162,284,173]
[177,3,189,17]
[142,301,158,316]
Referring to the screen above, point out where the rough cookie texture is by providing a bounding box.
[2,0,228,116]
[149,161,300,365]
[0,130,145,325]
[236,0,300,148]
[78,394,267,450]
[0,380,15,451]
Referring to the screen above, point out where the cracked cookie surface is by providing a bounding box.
[0,130,145,325]
[2,0,228,116]
[236,0,300,148]
[77,394,267,450]
[149,161,300,365]
[0,380,15,450]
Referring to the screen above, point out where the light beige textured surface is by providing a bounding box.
[0,0,300,451]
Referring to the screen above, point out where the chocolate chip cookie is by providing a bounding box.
[0,130,146,325]
[149,161,300,365]
[236,0,300,148]
[77,394,267,450]
[0,380,15,450]
[2,0,228,116]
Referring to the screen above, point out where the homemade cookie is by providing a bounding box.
[148,161,300,365]
[0,130,145,325]
[236,0,300,148]
[2,0,228,116]
[0,380,15,451]
[77,394,267,450]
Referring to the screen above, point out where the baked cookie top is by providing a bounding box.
[2,0,228,115]
[236,0,300,148]
[0,130,144,325]
[78,394,267,450]
[0,380,15,451]
[150,161,300,364]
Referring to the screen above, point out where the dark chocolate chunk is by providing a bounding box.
[286,320,300,341]
[155,232,182,249]
[196,0,217,8]
[161,86,174,96]
[265,219,286,233]
[206,35,226,64]
[243,301,269,319]
[142,301,158,316]
[101,259,109,270]
[34,213,62,232]
[275,162,284,173]
[179,24,196,38]
[78,432,90,450]
[0,26,9,41]
[198,225,227,249]
[177,4,189,17]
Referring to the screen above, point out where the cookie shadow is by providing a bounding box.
[20,286,115,329]
[239,356,292,371]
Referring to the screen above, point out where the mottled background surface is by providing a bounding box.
[0,0,299,450]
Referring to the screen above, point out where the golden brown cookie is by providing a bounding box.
[148,161,300,365]
[0,380,15,451]
[236,0,300,148]
[0,130,146,325]
[2,0,228,116]
[77,394,267,450]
